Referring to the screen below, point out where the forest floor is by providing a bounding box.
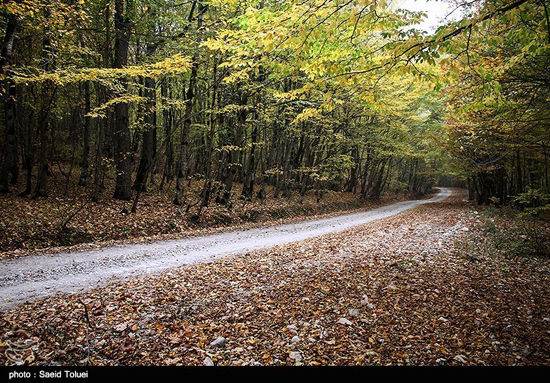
[0,171,417,259]
[1,189,549,366]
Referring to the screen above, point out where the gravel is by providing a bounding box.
[0,188,451,310]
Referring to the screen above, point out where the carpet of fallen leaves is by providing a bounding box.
[0,171,410,259]
[1,190,549,366]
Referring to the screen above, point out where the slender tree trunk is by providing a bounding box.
[199,56,219,210]
[78,81,91,186]
[241,123,258,200]
[133,75,156,192]
[160,80,173,189]
[32,30,55,199]
[92,108,106,202]
[21,111,33,196]
[217,91,246,205]
[0,9,19,193]
[91,3,111,202]
[112,0,133,200]
[174,1,205,205]
[174,64,196,205]
[33,105,50,198]
[516,148,523,194]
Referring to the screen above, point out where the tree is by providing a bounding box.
[112,0,133,200]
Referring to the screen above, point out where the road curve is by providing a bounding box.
[0,188,451,309]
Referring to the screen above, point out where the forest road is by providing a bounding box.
[0,188,451,310]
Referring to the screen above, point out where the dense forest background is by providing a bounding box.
[0,0,548,227]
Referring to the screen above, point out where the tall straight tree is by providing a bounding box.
[78,81,91,186]
[113,0,133,200]
[0,6,19,193]
[133,44,157,192]
[174,0,204,205]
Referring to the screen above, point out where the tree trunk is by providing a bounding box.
[33,107,50,198]
[0,9,19,193]
[241,123,258,200]
[78,81,91,186]
[174,1,205,205]
[217,92,246,205]
[160,80,174,189]
[32,31,55,198]
[199,56,219,210]
[133,76,156,192]
[112,0,133,200]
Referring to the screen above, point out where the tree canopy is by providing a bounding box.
[0,0,548,209]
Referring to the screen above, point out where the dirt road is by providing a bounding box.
[0,188,451,309]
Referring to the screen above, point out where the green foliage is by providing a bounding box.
[514,188,550,214]
[442,1,550,201]
[2,0,547,207]
[513,188,550,256]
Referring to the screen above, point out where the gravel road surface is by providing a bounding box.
[0,188,451,309]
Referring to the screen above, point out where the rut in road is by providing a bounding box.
[0,188,451,309]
